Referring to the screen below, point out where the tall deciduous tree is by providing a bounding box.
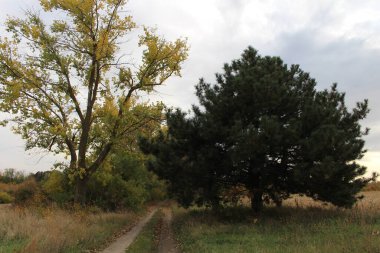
[141,47,372,212]
[0,0,188,203]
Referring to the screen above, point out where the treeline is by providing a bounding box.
[0,152,166,209]
[0,168,29,184]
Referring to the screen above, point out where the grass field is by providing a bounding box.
[364,182,380,192]
[173,192,380,253]
[0,205,139,253]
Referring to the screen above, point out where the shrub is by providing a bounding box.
[88,172,147,210]
[87,152,167,210]
[0,191,13,203]
[146,173,167,201]
[13,178,41,205]
[42,171,72,204]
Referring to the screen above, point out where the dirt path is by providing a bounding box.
[101,208,157,253]
[158,208,180,253]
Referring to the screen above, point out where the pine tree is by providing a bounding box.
[141,47,372,212]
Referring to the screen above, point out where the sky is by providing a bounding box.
[0,0,379,175]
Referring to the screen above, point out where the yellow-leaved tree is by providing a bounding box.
[0,0,188,203]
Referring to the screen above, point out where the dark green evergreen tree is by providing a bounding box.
[141,47,372,212]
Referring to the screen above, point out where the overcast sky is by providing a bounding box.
[0,0,379,175]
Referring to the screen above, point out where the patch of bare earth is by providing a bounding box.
[158,208,180,253]
[101,208,157,253]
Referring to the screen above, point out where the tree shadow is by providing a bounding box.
[178,203,377,227]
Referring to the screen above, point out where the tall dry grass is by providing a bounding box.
[0,205,138,253]
[0,182,19,192]
[173,191,380,253]
[281,191,380,216]
[363,181,380,191]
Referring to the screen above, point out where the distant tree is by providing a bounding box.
[0,168,28,184]
[141,47,372,212]
[0,0,188,203]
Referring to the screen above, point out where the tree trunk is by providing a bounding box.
[251,189,263,213]
[274,199,283,207]
[211,198,221,213]
[74,177,89,205]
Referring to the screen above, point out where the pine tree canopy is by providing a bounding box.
[140,47,372,212]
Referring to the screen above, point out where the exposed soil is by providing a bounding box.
[100,205,180,253]
[101,208,157,253]
[158,207,180,253]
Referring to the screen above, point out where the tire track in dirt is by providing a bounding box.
[158,208,180,253]
[101,208,157,253]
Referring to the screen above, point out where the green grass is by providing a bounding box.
[125,210,163,253]
[62,213,138,253]
[0,239,28,253]
[173,203,380,253]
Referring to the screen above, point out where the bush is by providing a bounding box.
[146,173,167,201]
[0,191,13,203]
[42,171,72,204]
[87,152,167,210]
[88,172,147,210]
[13,178,41,205]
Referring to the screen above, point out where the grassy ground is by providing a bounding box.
[173,192,380,253]
[0,204,139,253]
[125,210,163,253]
